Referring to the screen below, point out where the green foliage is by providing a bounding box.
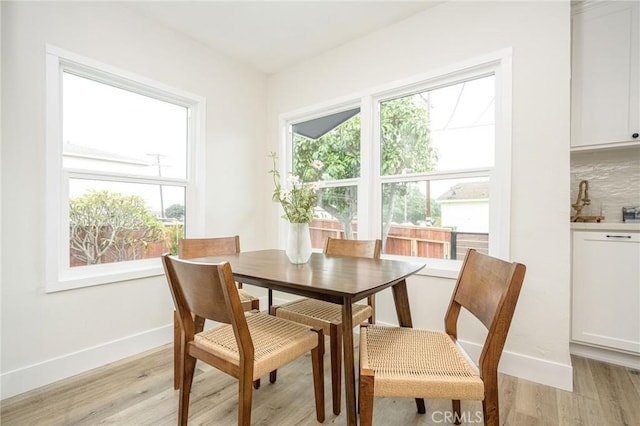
[292,116,360,236]
[166,222,184,256]
[292,98,437,240]
[380,95,437,175]
[293,115,360,238]
[379,96,437,243]
[388,185,441,225]
[391,184,424,224]
[269,152,319,223]
[69,190,166,265]
[164,203,185,221]
[293,115,360,182]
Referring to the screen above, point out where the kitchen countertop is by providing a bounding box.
[571,222,640,231]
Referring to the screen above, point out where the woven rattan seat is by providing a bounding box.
[359,326,483,399]
[163,254,325,426]
[195,312,319,380]
[274,298,372,335]
[273,237,381,416]
[358,249,526,426]
[237,288,259,309]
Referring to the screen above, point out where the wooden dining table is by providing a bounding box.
[192,249,425,425]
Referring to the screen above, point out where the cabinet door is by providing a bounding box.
[571,2,640,148]
[572,231,640,353]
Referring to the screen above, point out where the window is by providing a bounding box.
[291,109,361,247]
[46,46,205,291]
[283,53,511,276]
[378,75,494,261]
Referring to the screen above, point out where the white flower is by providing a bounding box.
[312,160,324,170]
[269,152,319,224]
[287,174,300,186]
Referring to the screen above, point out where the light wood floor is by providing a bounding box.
[1,343,638,425]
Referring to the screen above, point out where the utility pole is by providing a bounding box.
[148,153,166,218]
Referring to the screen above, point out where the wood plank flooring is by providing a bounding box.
[1,344,638,425]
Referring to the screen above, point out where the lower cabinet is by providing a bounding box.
[571,230,640,354]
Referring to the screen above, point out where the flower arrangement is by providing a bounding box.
[269,152,322,223]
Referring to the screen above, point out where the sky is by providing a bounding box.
[63,72,188,214]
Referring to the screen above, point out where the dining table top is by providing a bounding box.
[190,249,426,305]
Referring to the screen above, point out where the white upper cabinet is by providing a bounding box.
[571,1,640,149]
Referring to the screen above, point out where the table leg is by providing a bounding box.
[391,279,425,412]
[391,279,413,327]
[341,299,357,425]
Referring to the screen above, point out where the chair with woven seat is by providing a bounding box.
[272,237,381,415]
[173,236,260,390]
[358,248,526,426]
[162,254,325,426]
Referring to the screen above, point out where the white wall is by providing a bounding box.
[1,1,267,399]
[267,1,573,390]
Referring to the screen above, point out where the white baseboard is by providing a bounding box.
[2,296,578,401]
[1,294,272,401]
[1,294,273,401]
[1,324,173,400]
[459,339,574,392]
[570,342,640,369]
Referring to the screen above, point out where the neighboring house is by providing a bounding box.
[438,181,489,233]
[63,142,152,175]
[64,142,170,217]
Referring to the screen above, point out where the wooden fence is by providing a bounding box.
[70,219,488,267]
[310,219,488,260]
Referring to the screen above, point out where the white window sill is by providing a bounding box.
[46,259,164,293]
[381,253,462,279]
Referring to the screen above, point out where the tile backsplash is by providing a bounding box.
[570,147,640,222]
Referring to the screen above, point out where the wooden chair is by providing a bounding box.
[272,237,381,415]
[162,254,325,426]
[173,236,260,390]
[358,249,526,426]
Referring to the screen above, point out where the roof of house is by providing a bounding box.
[63,142,150,165]
[438,181,489,201]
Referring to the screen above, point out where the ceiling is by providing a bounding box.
[124,1,441,74]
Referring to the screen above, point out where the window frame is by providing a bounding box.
[280,50,512,278]
[45,45,206,292]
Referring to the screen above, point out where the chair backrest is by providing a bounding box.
[162,254,249,342]
[444,249,526,376]
[178,236,240,259]
[323,237,381,260]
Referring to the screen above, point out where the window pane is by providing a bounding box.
[309,185,358,248]
[293,111,360,181]
[380,75,494,176]
[62,72,188,179]
[68,178,184,267]
[382,177,488,260]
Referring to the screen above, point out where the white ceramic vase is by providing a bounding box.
[286,222,312,264]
